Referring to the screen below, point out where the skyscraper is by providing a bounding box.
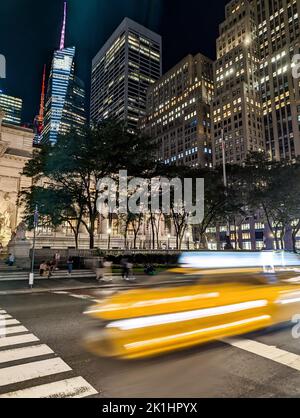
[0,90,22,126]
[43,2,86,144]
[257,0,300,160]
[90,17,162,133]
[212,0,265,166]
[143,54,214,168]
[212,0,300,166]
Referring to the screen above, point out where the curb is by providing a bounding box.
[0,284,103,296]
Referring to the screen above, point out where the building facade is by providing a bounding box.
[206,217,300,252]
[90,18,162,133]
[212,0,265,166]
[143,54,214,167]
[257,0,300,160]
[212,0,300,166]
[0,112,33,247]
[0,90,22,126]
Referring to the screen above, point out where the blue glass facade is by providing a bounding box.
[43,46,76,143]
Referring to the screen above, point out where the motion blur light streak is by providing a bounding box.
[276,292,300,305]
[124,316,271,350]
[179,251,300,270]
[85,292,220,314]
[106,300,268,330]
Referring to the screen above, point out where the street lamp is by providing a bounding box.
[107,228,112,250]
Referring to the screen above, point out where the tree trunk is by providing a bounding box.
[74,232,79,249]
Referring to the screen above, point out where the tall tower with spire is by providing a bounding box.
[43,2,86,143]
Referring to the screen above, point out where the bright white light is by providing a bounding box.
[124,315,271,350]
[106,300,268,330]
[179,251,300,269]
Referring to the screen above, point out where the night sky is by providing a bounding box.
[0,0,228,124]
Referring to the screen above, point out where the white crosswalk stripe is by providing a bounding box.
[0,314,12,320]
[0,377,98,399]
[0,345,53,364]
[0,308,98,398]
[2,326,28,336]
[0,334,39,348]
[0,376,98,398]
[0,358,71,387]
[2,319,20,326]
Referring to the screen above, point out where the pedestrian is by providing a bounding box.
[95,258,105,282]
[103,259,113,281]
[67,257,74,276]
[121,258,128,280]
[46,260,55,278]
[125,261,134,281]
[6,254,15,267]
[53,252,61,270]
[39,261,48,277]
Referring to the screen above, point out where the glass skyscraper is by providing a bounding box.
[42,3,86,143]
[0,90,22,126]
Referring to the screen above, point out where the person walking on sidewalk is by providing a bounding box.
[53,252,61,270]
[39,261,48,277]
[67,257,74,276]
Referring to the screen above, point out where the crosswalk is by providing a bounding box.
[0,308,98,398]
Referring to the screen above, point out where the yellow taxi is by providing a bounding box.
[84,252,300,360]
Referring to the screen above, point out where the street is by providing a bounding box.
[1,288,300,398]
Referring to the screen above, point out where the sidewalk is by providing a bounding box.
[0,271,152,295]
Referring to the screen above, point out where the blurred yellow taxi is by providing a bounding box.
[84,252,300,360]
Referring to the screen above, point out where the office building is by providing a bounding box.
[143,53,214,167]
[212,0,265,166]
[212,0,300,166]
[43,2,86,143]
[0,90,22,126]
[91,17,162,133]
[257,0,300,160]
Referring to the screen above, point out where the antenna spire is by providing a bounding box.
[38,64,46,121]
[60,2,67,50]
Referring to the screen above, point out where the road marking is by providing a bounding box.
[225,337,300,372]
[0,334,39,348]
[69,294,91,300]
[0,314,12,320]
[0,376,98,398]
[0,345,53,364]
[0,311,7,314]
[2,319,20,326]
[52,291,68,295]
[0,358,71,387]
[2,326,28,336]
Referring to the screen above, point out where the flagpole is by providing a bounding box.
[29,205,38,289]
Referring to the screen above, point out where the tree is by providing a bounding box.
[22,120,158,249]
[232,152,300,252]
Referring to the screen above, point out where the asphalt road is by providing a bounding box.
[1,285,300,398]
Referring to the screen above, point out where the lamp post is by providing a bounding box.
[29,205,38,289]
[107,228,112,251]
